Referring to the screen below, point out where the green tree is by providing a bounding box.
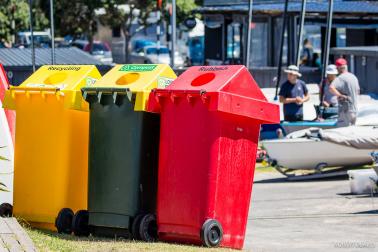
[174,0,198,24]
[52,0,104,51]
[0,0,48,45]
[100,0,200,63]
[100,0,156,63]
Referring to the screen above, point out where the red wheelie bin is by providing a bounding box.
[149,65,279,249]
[0,64,15,144]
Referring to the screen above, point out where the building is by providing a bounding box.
[197,0,378,87]
[0,48,111,85]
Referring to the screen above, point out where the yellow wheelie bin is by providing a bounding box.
[3,65,101,233]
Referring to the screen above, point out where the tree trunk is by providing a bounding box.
[88,19,96,54]
[122,27,130,64]
[88,34,94,54]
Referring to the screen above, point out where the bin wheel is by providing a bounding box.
[131,214,144,240]
[0,203,13,217]
[139,214,158,242]
[72,210,90,236]
[55,208,74,234]
[200,219,223,247]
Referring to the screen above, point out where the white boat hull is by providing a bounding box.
[262,138,375,170]
[0,103,14,205]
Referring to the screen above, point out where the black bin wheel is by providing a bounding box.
[55,208,74,234]
[139,214,158,242]
[0,203,13,217]
[201,219,223,247]
[131,214,144,240]
[72,210,90,236]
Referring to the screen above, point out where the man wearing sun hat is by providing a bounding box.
[279,65,310,121]
[321,64,338,108]
[329,58,360,127]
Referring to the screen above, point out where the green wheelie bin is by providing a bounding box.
[72,64,176,241]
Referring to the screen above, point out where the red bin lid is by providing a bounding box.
[0,64,9,102]
[150,65,279,124]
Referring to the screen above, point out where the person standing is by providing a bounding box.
[300,39,314,66]
[279,65,310,121]
[321,64,338,108]
[329,58,360,127]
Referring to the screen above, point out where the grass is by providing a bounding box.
[255,163,276,173]
[21,167,272,251]
[26,227,236,252]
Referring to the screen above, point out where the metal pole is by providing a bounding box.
[170,0,176,67]
[29,0,36,72]
[50,0,55,64]
[245,0,254,68]
[321,0,334,79]
[274,0,289,100]
[296,0,306,66]
[156,6,161,63]
[320,0,334,105]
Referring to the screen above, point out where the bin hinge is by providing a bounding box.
[97,91,103,103]
[200,89,210,103]
[126,88,132,102]
[82,91,88,101]
[112,92,118,103]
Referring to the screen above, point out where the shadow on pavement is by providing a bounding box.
[352,209,378,215]
[255,175,348,184]
[337,192,378,198]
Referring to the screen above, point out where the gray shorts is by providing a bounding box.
[337,112,357,127]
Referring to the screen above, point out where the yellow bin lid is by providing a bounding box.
[3,65,101,110]
[83,64,176,111]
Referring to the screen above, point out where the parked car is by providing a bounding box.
[131,45,184,68]
[16,31,51,48]
[187,36,204,65]
[71,40,113,64]
[132,39,156,53]
[55,38,71,48]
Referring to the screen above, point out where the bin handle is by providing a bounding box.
[81,87,131,94]
[81,87,133,103]
[10,87,61,99]
[10,86,60,92]
[215,92,280,124]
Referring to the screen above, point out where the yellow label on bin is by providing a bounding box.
[90,64,177,111]
[3,65,101,110]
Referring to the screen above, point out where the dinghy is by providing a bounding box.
[262,126,378,174]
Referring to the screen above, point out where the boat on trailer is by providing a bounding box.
[262,126,378,178]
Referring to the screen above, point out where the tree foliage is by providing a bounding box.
[53,0,104,39]
[100,0,156,62]
[99,0,199,62]
[0,0,48,44]
[174,0,198,24]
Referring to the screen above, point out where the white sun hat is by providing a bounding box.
[284,65,302,77]
[326,64,338,75]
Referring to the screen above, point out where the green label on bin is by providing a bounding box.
[119,64,157,72]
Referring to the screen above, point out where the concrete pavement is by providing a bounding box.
[245,171,378,252]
